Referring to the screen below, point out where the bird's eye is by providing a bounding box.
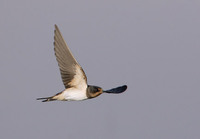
[95,88,99,92]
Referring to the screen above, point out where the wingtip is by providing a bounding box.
[103,85,128,94]
[54,24,58,32]
[119,85,128,92]
[54,24,59,32]
[123,85,128,90]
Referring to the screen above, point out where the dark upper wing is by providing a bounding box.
[103,85,127,94]
[54,24,87,89]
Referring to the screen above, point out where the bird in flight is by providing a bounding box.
[37,25,127,102]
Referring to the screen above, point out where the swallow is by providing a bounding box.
[37,25,127,102]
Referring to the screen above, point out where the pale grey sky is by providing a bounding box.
[1,0,200,139]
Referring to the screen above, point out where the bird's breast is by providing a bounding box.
[62,88,88,101]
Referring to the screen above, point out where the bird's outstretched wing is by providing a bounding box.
[54,24,87,90]
[103,85,127,94]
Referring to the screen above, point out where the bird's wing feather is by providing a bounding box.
[103,85,127,94]
[54,24,87,90]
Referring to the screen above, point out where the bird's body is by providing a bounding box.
[54,88,88,101]
[37,25,127,102]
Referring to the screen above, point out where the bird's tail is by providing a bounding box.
[36,97,56,102]
[37,92,63,102]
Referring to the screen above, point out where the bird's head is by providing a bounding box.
[87,85,103,98]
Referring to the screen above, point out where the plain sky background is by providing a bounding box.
[1,0,200,139]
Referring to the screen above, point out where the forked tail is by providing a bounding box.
[37,92,63,102]
[36,97,56,102]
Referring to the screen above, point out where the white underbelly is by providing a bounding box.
[62,88,87,101]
